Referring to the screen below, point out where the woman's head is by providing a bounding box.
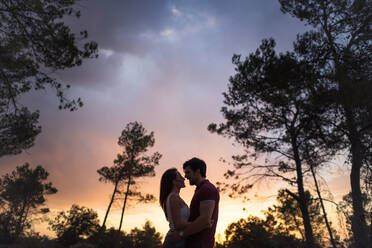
[159,168,185,219]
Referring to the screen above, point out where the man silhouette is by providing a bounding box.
[170,157,220,248]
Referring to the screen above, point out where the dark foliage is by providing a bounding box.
[49,204,100,246]
[217,215,303,248]
[0,0,98,157]
[0,163,57,243]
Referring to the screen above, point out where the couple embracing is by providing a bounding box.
[159,157,220,248]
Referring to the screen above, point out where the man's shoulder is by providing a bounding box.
[198,180,219,196]
[203,180,218,191]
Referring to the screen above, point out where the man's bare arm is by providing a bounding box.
[183,201,215,236]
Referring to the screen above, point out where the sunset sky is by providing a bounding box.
[0,0,349,239]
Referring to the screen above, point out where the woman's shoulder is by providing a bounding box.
[168,193,184,206]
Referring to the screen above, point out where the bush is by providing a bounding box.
[49,205,100,246]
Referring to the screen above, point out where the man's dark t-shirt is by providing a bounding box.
[187,179,219,248]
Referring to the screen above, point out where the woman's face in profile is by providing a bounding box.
[173,171,186,189]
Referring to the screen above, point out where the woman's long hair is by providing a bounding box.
[159,168,177,220]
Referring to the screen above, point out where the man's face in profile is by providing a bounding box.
[184,166,197,185]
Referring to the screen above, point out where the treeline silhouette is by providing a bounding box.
[0,160,369,248]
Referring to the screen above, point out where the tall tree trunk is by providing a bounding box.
[346,109,369,248]
[292,148,316,248]
[118,175,131,232]
[100,179,119,231]
[296,166,316,248]
[292,136,316,248]
[310,164,337,248]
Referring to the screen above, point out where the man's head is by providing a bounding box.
[183,157,206,185]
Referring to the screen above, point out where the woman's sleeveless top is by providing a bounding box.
[166,192,190,231]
